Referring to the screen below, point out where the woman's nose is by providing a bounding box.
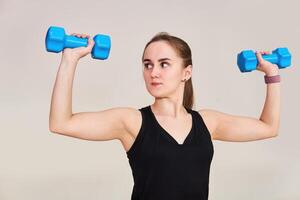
[150,65,161,78]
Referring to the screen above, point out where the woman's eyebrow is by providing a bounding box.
[143,58,171,62]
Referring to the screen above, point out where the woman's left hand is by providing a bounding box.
[255,50,279,76]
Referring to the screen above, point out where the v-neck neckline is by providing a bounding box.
[149,105,194,146]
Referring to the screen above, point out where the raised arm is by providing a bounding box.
[48,33,133,141]
[200,50,280,142]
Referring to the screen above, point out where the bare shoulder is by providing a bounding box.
[118,107,143,152]
[120,107,142,137]
[197,109,219,140]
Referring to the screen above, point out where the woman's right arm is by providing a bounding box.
[49,33,133,141]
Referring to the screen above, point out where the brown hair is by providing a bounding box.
[142,32,195,110]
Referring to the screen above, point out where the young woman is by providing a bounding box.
[49,32,280,200]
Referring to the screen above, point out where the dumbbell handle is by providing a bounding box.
[260,54,278,65]
[64,35,88,48]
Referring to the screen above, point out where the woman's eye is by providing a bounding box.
[144,63,152,68]
[144,62,169,69]
[161,62,169,67]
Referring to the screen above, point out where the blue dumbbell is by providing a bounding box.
[45,26,111,60]
[237,47,291,72]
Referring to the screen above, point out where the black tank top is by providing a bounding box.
[126,105,214,200]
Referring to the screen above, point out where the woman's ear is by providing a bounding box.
[182,65,192,81]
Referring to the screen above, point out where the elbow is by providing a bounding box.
[271,129,279,137]
[49,120,57,133]
[49,122,63,134]
[268,124,279,138]
[272,131,279,137]
[49,118,67,134]
[49,125,59,133]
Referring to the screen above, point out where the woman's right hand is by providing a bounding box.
[61,33,95,64]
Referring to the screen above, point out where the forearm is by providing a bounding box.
[259,72,281,134]
[49,59,78,130]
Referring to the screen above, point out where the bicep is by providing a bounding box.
[50,107,134,141]
[200,109,277,142]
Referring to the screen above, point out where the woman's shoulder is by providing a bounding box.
[197,108,219,139]
[119,106,143,137]
[116,106,143,152]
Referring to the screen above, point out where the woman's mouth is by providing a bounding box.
[151,82,163,87]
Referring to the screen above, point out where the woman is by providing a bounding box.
[49,32,280,200]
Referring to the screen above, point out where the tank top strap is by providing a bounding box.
[140,105,154,129]
[126,105,151,158]
[189,109,213,140]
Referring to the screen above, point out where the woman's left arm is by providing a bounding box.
[200,50,280,142]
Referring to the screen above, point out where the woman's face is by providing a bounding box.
[142,41,191,98]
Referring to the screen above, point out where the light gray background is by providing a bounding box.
[0,0,299,199]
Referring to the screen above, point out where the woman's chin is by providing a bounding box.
[149,91,167,99]
[147,86,168,98]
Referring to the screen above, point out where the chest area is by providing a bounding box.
[140,126,214,167]
[139,140,214,175]
[154,114,193,145]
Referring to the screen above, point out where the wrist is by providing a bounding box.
[61,56,79,66]
[265,70,279,76]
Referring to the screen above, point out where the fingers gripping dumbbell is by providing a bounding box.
[45,26,111,60]
[237,47,292,72]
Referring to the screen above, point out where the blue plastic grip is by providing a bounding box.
[261,54,278,64]
[64,35,88,48]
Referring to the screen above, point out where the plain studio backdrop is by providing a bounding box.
[0,0,299,199]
